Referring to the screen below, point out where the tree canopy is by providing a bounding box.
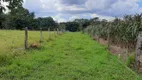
[0,0,91,31]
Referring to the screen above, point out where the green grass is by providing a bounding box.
[0,30,55,54]
[0,32,141,80]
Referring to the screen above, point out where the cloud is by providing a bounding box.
[23,0,142,22]
[23,0,42,13]
[52,13,67,22]
[69,15,80,21]
[105,0,140,16]
[59,0,86,5]
[85,0,116,10]
[91,13,114,21]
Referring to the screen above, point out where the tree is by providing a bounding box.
[3,7,35,29]
[0,0,26,29]
[65,22,79,32]
[7,0,23,14]
[59,22,66,30]
[0,13,6,29]
[0,0,23,14]
[74,19,90,31]
[35,17,58,30]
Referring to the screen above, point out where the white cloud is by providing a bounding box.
[52,13,66,22]
[85,0,111,10]
[57,5,86,12]
[69,15,80,21]
[91,13,114,21]
[23,0,142,22]
[108,0,139,16]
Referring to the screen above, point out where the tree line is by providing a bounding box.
[0,0,94,31]
[0,0,59,30]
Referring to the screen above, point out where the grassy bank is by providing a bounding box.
[0,32,141,80]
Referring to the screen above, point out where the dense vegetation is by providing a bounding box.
[85,15,142,50]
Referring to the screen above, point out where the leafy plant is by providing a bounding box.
[85,14,142,49]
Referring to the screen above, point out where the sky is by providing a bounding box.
[23,0,142,22]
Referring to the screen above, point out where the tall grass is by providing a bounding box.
[0,30,56,65]
[85,14,142,49]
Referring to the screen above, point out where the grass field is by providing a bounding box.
[0,30,55,54]
[0,32,141,80]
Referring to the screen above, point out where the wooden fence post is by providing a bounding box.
[97,34,100,43]
[91,26,94,38]
[62,29,64,33]
[40,28,42,42]
[60,29,62,34]
[24,27,28,49]
[135,32,142,72]
[59,29,61,34]
[57,28,59,35]
[59,29,60,34]
[54,29,56,37]
[107,24,110,50]
[48,28,50,39]
[64,29,66,33]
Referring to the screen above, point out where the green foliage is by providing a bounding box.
[0,0,58,30]
[7,0,23,12]
[0,0,23,14]
[126,53,135,67]
[58,19,90,32]
[1,0,90,31]
[74,19,90,30]
[0,13,6,29]
[35,17,58,30]
[65,22,80,32]
[85,14,142,47]
[0,54,12,66]
[4,7,35,29]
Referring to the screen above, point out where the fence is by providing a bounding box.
[24,27,65,49]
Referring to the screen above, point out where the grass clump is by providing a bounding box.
[125,53,135,67]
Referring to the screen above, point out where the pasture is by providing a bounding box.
[0,31,141,80]
[0,30,55,54]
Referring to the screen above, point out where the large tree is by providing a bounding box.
[0,0,25,29]
[35,17,58,30]
[3,7,35,29]
[0,0,23,14]
[65,22,80,32]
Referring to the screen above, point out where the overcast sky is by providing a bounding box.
[23,0,142,22]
